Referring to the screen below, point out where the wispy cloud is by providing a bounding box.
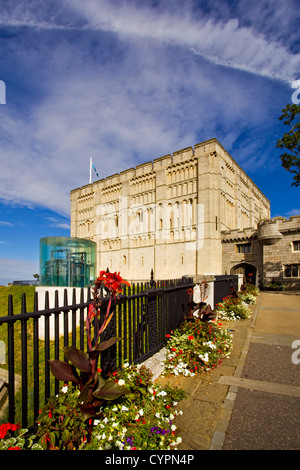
[0,0,298,220]
[0,221,13,226]
[285,209,300,217]
[66,0,299,82]
[1,0,299,82]
[0,258,39,285]
[45,216,70,230]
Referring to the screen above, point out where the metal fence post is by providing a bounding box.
[147,290,159,351]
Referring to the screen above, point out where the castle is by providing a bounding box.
[70,138,300,289]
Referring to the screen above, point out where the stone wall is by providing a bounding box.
[70,138,270,282]
[221,216,300,290]
[260,216,300,289]
[221,227,263,287]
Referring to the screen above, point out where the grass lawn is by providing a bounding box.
[0,285,36,316]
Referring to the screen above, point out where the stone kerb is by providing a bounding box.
[35,287,89,341]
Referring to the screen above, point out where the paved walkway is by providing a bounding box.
[157,291,300,450]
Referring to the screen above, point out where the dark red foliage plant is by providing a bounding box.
[49,270,131,421]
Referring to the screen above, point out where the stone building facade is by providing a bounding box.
[222,216,300,289]
[70,138,271,283]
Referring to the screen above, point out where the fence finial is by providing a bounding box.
[150,268,155,288]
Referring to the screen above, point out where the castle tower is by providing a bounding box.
[70,139,270,282]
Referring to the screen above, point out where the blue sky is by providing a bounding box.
[0,0,299,285]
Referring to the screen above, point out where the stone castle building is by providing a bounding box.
[70,138,300,289]
[222,215,300,290]
[70,138,277,284]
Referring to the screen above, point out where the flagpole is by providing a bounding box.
[89,156,92,184]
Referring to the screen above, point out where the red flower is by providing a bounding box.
[188,335,194,340]
[88,303,98,320]
[8,447,21,450]
[0,423,21,440]
[10,424,20,432]
[171,347,176,352]
[97,271,130,297]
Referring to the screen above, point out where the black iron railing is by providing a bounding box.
[0,277,193,428]
[214,275,239,305]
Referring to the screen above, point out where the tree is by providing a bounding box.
[276,104,300,186]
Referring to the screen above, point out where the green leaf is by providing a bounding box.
[49,360,80,384]
[64,346,92,373]
[96,336,122,352]
[93,380,130,401]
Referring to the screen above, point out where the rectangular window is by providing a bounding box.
[237,243,252,254]
[293,241,300,251]
[285,264,300,278]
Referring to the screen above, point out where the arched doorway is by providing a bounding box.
[231,263,257,286]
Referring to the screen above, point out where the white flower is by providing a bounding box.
[171,424,176,431]
[93,419,100,426]
[61,385,68,394]
[115,440,123,450]
[155,412,160,418]
[118,379,125,386]
[123,362,130,368]
[138,408,144,416]
[169,413,175,420]
[121,405,129,411]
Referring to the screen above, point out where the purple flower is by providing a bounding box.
[149,426,170,436]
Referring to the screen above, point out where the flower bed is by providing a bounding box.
[215,283,259,321]
[0,363,185,451]
[80,363,185,450]
[215,297,252,321]
[0,276,259,450]
[162,319,233,377]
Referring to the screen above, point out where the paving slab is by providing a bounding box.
[154,292,300,451]
[222,388,300,450]
[221,291,300,451]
